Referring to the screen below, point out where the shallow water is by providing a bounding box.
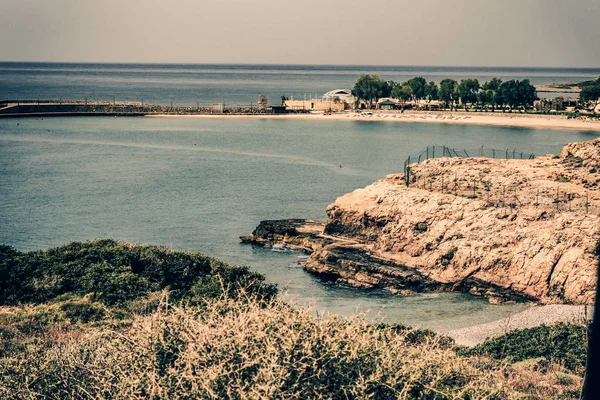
[1,116,598,329]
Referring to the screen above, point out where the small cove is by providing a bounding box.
[1,116,598,329]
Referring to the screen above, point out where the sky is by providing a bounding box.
[0,0,599,67]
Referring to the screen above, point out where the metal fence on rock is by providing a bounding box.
[403,145,536,176]
[401,145,600,216]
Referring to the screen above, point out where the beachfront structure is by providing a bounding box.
[322,89,355,104]
[284,89,356,111]
[210,103,224,113]
[379,100,399,110]
[284,99,347,111]
[551,97,564,111]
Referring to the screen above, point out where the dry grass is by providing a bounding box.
[0,291,582,400]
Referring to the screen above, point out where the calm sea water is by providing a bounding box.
[2,63,600,330]
[2,113,599,330]
[2,63,599,106]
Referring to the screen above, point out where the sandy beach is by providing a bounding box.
[150,111,600,132]
[444,304,591,346]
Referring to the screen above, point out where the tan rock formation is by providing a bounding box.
[243,139,600,304]
[323,139,600,304]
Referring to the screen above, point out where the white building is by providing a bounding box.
[322,89,355,104]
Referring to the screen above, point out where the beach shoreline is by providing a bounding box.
[445,304,590,346]
[148,110,600,132]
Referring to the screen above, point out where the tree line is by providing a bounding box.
[352,74,537,112]
[579,77,600,111]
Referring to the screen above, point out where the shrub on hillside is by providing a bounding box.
[0,295,583,399]
[457,322,588,372]
[0,240,277,307]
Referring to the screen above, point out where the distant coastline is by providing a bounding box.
[150,110,600,132]
[2,101,600,132]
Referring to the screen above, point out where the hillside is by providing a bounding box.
[0,240,587,398]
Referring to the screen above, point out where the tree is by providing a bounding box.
[498,80,519,112]
[516,79,537,111]
[477,90,491,111]
[580,79,600,112]
[458,79,480,110]
[482,78,503,111]
[407,77,427,105]
[425,81,439,103]
[352,74,391,109]
[392,82,413,109]
[439,79,458,110]
[482,77,501,91]
[498,80,537,112]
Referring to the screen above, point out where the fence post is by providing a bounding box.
[426,145,429,160]
[493,149,495,158]
[454,174,458,195]
[433,145,435,159]
[418,154,422,163]
[513,149,516,158]
[586,191,589,214]
[480,145,483,156]
[520,152,523,159]
[505,149,509,159]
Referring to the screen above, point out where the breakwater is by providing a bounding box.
[0,100,294,118]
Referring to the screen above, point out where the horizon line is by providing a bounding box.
[1,60,600,71]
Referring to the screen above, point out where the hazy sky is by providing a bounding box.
[1,0,599,67]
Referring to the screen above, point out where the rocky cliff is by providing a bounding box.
[244,139,600,304]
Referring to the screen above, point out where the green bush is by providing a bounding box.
[457,322,587,372]
[59,300,106,323]
[0,240,277,307]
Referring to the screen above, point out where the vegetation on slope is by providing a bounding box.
[0,294,584,399]
[0,239,277,307]
[458,323,588,373]
[0,240,588,399]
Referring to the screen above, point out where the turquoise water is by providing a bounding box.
[1,116,598,330]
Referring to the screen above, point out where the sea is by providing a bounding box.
[2,63,600,331]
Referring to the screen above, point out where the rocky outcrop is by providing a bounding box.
[243,139,600,305]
